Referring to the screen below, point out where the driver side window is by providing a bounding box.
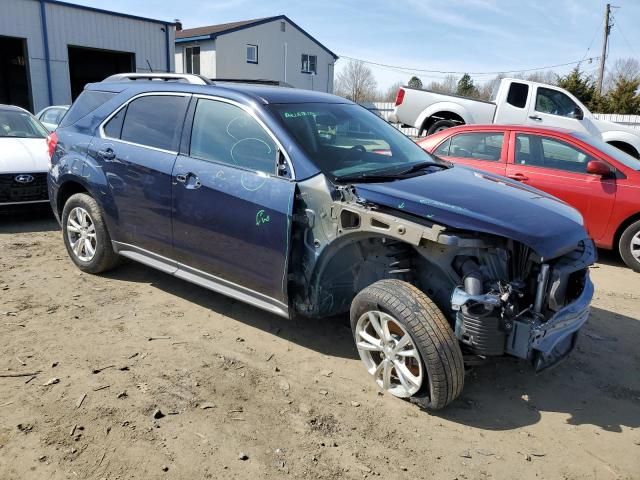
[535,87,579,118]
[190,99,277,174]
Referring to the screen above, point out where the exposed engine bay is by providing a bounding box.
[289,176,595,370]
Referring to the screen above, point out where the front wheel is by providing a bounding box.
[350,279,465,410]
[619,220,640,272]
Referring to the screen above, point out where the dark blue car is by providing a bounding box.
[48,73,595,409]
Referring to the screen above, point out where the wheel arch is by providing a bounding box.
[416,103,469,135]
[606,140,639,159]
[302,231,455,318]
[56,179,89,218]
[613,211,640,254]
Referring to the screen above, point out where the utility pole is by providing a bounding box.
[597,3,612,95]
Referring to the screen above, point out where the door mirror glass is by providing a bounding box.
[586,160,613,176]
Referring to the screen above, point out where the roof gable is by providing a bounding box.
[176,15,338,59]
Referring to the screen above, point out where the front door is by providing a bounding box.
[171,97,296,304]
[507,132,616,241]
[525,85,599,137]
[90,93,190,257]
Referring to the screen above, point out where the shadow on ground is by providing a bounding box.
[436,306,640,433]
[104,260,359,361]
[0,208,58,234]
[105,261,640,434]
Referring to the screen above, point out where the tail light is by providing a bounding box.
[394,88,405,106]
[46,131,58,165]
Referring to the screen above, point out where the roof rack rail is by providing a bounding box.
[102,73,212,85]
[210,78,293,88]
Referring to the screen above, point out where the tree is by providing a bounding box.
[426,75,458,95]
[408,76,423,89]
[334,60,378,103]
[382,81,404,102]
[606,77,640,114]
[456,73,479,97]
[556,66,596,109]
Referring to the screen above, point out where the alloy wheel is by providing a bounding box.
[66,207,97,262]
[631,231,640,261]
[355,311,424,398]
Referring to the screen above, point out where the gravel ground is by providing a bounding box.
[0,210,639,480]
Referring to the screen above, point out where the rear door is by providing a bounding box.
[506,131,616,240]
[433,130,507,176]
[90,93,190,257]
[171,96,296,305]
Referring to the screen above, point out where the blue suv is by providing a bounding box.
[48,73,595,409]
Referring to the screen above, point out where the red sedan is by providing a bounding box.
[417,125,640,271]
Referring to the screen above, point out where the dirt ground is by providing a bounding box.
[0,210,639,480]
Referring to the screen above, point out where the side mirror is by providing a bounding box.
[571,107,584,120]
[587,160,613,176]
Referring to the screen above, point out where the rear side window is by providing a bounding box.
[446,132,504,161]
[103,107,126,139]
[59,90,115,127]
[506,82,528,109]
[109,95,189,152]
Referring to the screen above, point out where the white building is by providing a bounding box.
[0,0,176,113]
[175,15,337,93]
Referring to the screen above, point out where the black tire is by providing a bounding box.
[61,193,119,274]
[350,279,464,410]
[619,220,640,272]
[426,119,457,136]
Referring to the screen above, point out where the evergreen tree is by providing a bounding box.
[408,76,423,89]
[606,77,640,114]
[456,74,478,97]
[556,67,596,109]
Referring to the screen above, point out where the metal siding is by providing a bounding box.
[0,0,175,112]
[214,19,335,92]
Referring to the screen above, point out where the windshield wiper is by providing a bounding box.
[395,160,451,176]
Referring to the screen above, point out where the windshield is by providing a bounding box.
[0,110,48,139]
[268,103,437,180]
[571,132,640,171]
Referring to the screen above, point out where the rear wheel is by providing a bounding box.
[350,279,465,410]
[427,119,457,136]
[619,220,640,272]
[62,193,119,274]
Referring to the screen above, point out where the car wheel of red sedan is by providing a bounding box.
[619,220,640,272]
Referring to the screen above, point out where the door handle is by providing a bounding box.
[175,172,201,189]
[507,173,528,181]
[529,115,542,121]
[97,148,115,160]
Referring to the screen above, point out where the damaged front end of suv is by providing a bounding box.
[288,166,595,409]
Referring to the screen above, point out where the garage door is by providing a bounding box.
[68,46,134,100]
[0,35,31,111]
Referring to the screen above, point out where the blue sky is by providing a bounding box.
[74,0,640,90]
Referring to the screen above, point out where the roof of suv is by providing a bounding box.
[88,80,350,105]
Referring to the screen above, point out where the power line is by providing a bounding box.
[338,54,600,77]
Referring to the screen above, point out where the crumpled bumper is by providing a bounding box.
[506,273,594,371]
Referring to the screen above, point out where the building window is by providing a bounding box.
[301,54,317,74]
[185,46,200,74]
[246,44,258,64]
[280,21,286,32]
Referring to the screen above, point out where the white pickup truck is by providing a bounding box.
[391,77,640,158]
